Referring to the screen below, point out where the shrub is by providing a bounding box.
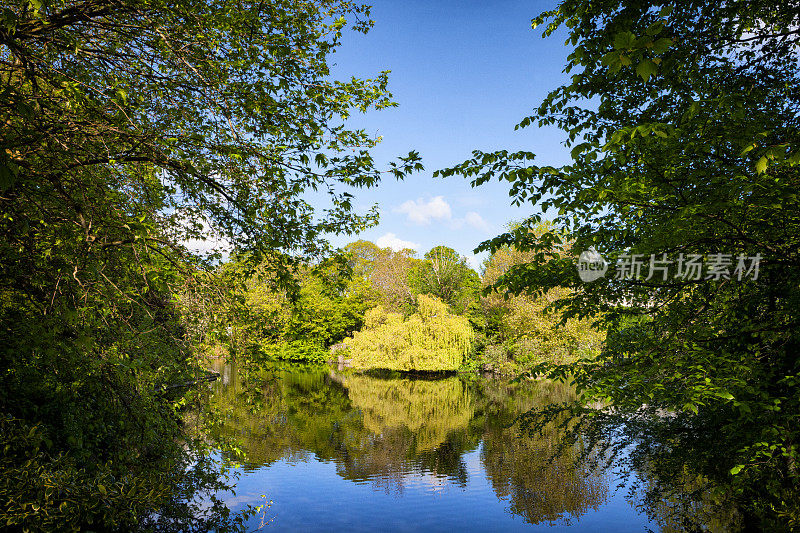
[346,295,473,371]
[255,340,328,364]
[480,344,517,375]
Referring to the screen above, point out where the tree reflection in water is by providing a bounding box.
[208,362,610,525]
[477,379,609,525]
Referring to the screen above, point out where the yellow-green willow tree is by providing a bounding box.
[346,294,473,371]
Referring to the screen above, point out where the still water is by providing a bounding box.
[209,363,657,532]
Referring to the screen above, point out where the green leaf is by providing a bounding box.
[740,142,757,155]
[646,21,665,36]
[613,31,636,50]
[636,59,658,82]
[651,37,673,55]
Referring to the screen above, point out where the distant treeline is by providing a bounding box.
[183,227,603,373]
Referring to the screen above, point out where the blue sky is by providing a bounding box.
[322,0,574,271]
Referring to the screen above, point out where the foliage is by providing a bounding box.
[346,295,473,371]
[473,344,516,375]
[439,0,800,528]
[177,260,252,360]
[344,239,420,314]
[285,262,377,346]
[343,241,481,317]
[408,246,481,315]
[254,340,328,364]
[190,255,377,362]
[0,0,418,528]
[0,252,251,530]
[481,224,604,371]
[0,398,252,532]
[2,0,422,276]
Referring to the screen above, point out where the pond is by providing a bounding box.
[208,362,658,532]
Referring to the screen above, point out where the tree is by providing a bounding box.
[409,245,481,315]
[346,294,473,372]
[344,239,386,279]
[0,0,419,529]
[439,0,799,528]
[244,257,376,359]
[344,239,419,313]
[481,223,604,372]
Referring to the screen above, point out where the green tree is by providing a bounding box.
[439,0,799,528]
[247,258,376,361]
[344,239,420,313]
[343,239,386,279]
[0,0,419,529]
[182,252,377,364]
[346,294,473,371]
[481,223,604,372]
[409,245,481,315]
[287,264,375,346]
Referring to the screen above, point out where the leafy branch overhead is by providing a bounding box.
[439,0,800,528]
[0,0,420,530]
[1,0,423,276]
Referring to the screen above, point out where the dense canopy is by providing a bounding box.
[0,0,419,529]
[439,0,800,527]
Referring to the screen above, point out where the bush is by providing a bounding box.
[479,344,517,375]
[346,295,473,371]
[255,340,328,364]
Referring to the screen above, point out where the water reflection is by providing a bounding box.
[478,379,608,525]
[209,362,614,527]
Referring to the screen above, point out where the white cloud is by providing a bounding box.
[448,211,491,233]
[183,235,231,256]
[392,196,492,235]
[395,196,452,225]
[177,214,231,258]
[463,211,490,231]
[376,232,419,252]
